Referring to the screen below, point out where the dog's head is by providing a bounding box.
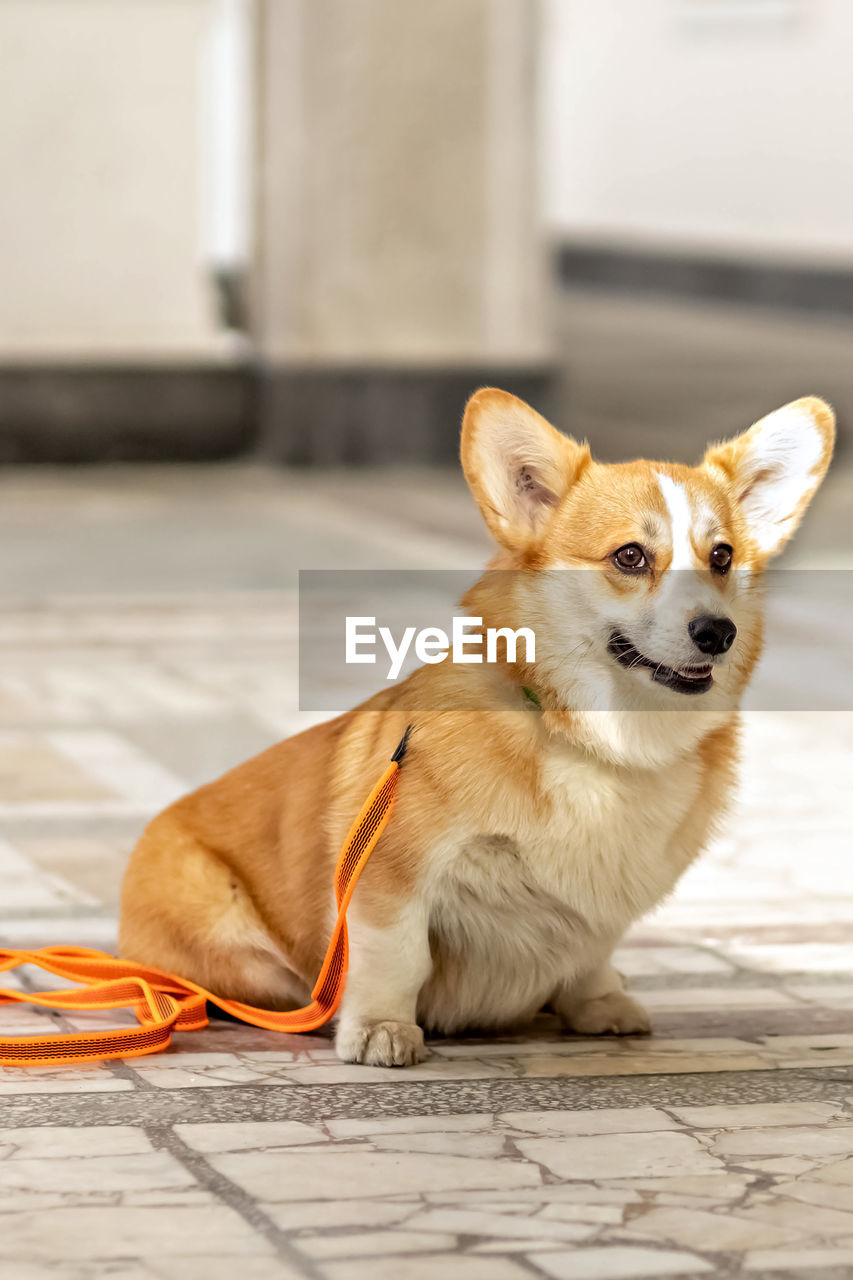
[461,389,835,741]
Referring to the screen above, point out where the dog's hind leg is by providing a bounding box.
[552,959,651,1037]
[119,811,308,1010]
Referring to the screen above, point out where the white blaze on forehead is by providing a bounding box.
[657,473,696,570]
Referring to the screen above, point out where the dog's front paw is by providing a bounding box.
[336,1019,426,1067]
[563,991,651,1037]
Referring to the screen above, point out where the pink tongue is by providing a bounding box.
[681,665,712,678]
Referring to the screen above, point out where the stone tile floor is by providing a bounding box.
[1,458,852,1279]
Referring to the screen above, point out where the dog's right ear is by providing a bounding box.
[460,389,589,551]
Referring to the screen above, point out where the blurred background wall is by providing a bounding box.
[0,0,851,463]
[0,0,222,360]
[543,0,853,263]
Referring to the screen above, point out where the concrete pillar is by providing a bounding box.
[253,0,555,463]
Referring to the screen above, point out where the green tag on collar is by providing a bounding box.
[521,685,541,710]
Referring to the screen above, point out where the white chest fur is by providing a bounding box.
[418,737,704,1032]
[526,741,704,930]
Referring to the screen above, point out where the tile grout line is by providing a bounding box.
[106,1057,158,1091]
[146,1124,322,1280]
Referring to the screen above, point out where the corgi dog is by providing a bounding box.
[119,389,835,1066]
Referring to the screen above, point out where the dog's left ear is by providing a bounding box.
[461,388,589,550]
[703,396,835,557]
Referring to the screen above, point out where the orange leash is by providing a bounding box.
[0,728,411,1068]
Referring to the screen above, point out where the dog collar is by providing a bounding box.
[521,685,541,710]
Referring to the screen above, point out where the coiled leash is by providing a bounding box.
[0,727,411,1068]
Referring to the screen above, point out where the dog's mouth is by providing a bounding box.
[607,631,714,696]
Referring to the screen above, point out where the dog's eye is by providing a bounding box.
[710,543,733,573]
[612,543,647,572]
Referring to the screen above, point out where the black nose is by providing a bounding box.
[688,615,737,656]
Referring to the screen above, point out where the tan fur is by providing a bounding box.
[120,389,835,1066]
